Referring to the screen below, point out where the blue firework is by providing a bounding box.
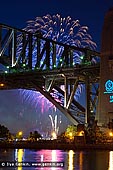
[19,14,96,112]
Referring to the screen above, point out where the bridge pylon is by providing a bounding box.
[97,7,113,126]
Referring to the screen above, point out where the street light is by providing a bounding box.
[18,131,23,136]
[16,131,23,140]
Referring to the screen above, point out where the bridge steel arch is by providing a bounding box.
[0,23,100,125]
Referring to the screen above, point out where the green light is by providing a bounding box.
[53,64,56,68]
[35,67,39,70]
[4,71,8,73]
[23,64,26,67]
[6,66,9,69]
[60,58,63,62]
[80,55,84,60]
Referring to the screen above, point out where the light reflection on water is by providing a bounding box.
[0,149,113,170]
[15,149,24,170]
[109,151,113,170]
[68,150,74,170]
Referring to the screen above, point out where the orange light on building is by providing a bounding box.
[0,83,5,87]
[78,131,84,136]
[109,132,113,137]
[51,131,57,139]
[69,132,73,139]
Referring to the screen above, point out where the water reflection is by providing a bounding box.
[109,151,113,170]
[0,149,113,170]
[68,150,74,170]
[35,150,64,170]
[15,149,24,170]
[68,150,83,170]
[51,150,57,162]
[79,152,83,170]
[35,149,64,162]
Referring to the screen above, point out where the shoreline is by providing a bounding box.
[1,141,113,151]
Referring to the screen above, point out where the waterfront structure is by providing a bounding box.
[97,8,113,126]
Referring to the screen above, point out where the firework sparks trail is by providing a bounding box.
[49,115,54,130]
[18,14,96,112]
[49,114,61,136]
[55,115,57,133]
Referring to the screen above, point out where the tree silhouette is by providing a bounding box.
[28,131,42,141]
[0,124,10,138]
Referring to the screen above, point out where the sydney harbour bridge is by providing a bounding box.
[0,23,100,125]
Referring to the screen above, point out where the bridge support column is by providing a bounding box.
[85,76,90,125]
[45,78,54,92]
[66,79,79,109]
[64,76,68,108]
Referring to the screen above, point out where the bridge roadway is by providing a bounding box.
[0,63,100,125]
[0,63,99,89]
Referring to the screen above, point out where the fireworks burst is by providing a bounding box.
[19,14,96,112]
[20,89,56,113]
[26,14,96,48]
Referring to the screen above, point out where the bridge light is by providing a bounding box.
[4,71,8,73]
[80,55,84,60]
[53,64,56,68]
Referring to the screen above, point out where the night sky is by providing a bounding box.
[0,0,113,137]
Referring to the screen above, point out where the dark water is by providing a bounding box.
[0,149,113,170]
